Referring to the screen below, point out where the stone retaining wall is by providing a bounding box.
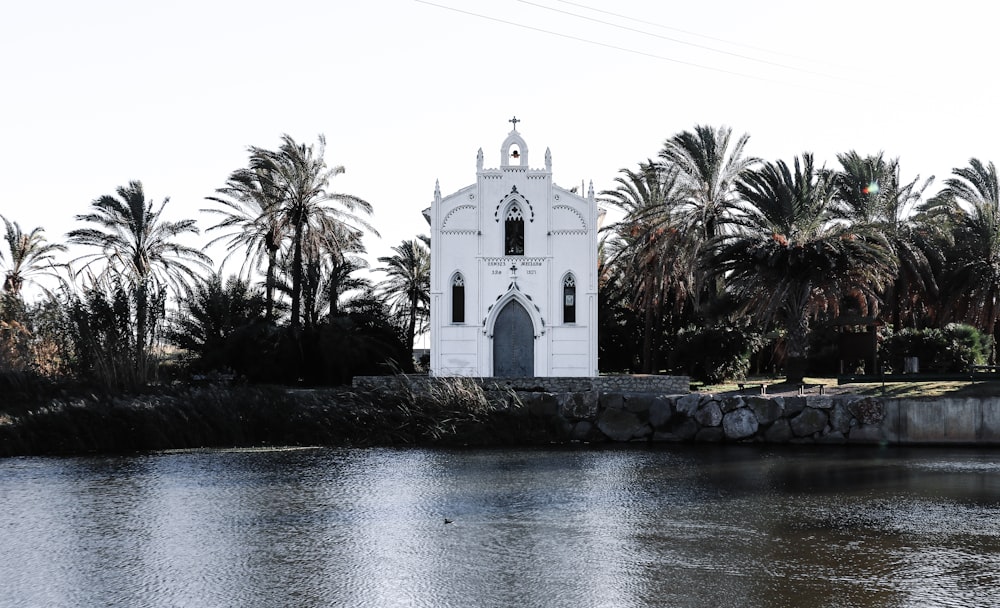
[883,397,1000,444]
[516,391,888,445]
[353,376,1000,445]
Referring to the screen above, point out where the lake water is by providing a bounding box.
[2,445,1000,607]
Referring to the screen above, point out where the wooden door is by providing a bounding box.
[492,301,534,377]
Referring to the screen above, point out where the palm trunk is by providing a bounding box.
[135,281,148,382]
[303,261,317,332]
[290,216,304,330]
[889,278,903,333]
[701,219,722,319]
[641,301,654,374]
[329,259,340,318]
[407,291,418,349]
[785,303,811,384]
[406,290,418,372]
[652,298,664,373]
[265,247,277,322]
[988,318,997,366]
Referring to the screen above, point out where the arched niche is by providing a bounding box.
[562,273,576,323]
[451,272,465,323]
[500,131,529,168]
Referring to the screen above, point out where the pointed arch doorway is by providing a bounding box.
[492,300,534,377]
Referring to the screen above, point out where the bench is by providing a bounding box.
[971,365,1000,374]
[738,382,768,395]
[798,383,827,396]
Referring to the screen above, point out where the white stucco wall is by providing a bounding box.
[426,127,599,377]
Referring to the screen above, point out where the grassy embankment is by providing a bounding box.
[0,377,525,458]
[6,375,1000,457]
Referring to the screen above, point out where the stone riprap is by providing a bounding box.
[515,393,1000,445]
[533,392,887,445]
[353,376,1000,445]
[353,375,879,444]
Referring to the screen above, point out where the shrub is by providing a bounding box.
[882,324,990,373]
[165,273,267,374]
[60,281,165,391]
[672,323,763,383]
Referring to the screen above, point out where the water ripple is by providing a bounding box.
[3,446,1000,607]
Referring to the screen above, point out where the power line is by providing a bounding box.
[414,0,835,90]
[518,0,845,81]
[554,0,843,70]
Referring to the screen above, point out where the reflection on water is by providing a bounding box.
[2,446,1000,607]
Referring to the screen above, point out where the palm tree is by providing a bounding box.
[300,215,371,328]
[659,124,758,317]
[317,255,372,319]
[601,162,695,372]
[660,125,757,239]
[376,239,430,363]
[928,158,1000,358]
[166,273,266,370]
[318,227,371,320]
[832,152,938,331]
[204,163,286,321]
[252,134,376,330]
[68,180,211,374]
[0,216,66,296]
[714,154,896,383]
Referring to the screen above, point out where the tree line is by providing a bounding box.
[0,134,429,393]
[599,125,997,383]
[2,125,998,392]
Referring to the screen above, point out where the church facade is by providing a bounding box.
[424,121,599,377]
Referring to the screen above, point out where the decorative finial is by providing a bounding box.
[434,179,441,201]
[477,148,484,171]
[545,147,551,171]
[509,116,520,131]
[587,180,594,200]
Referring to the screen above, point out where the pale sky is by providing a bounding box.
[2,0,997,297]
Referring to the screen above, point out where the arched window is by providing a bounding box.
[451,274,465,323]
[563,274,576,323]
[505,206,524,255]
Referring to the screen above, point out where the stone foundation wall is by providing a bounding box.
[352,375,690,395]
[593,376,690,394]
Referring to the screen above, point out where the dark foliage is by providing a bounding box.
[0,378,525,457]
[61,281,165,392]
[308,293,411,384]
[672,323,763,383]
[165,273,267,373]
[882,324,990,373]
[597,279,643,373]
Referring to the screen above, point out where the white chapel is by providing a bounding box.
[424,119,600,377]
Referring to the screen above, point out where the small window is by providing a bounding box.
[505,206,524,255]
[452,274,465,323]
[563,274,576,323]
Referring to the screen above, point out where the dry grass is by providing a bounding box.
[693,376,1000,399]
[0,376,536,456]
[375,375,524,442]
[840,380,1000,399]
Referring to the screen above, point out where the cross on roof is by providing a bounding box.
[509,116,520,131]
